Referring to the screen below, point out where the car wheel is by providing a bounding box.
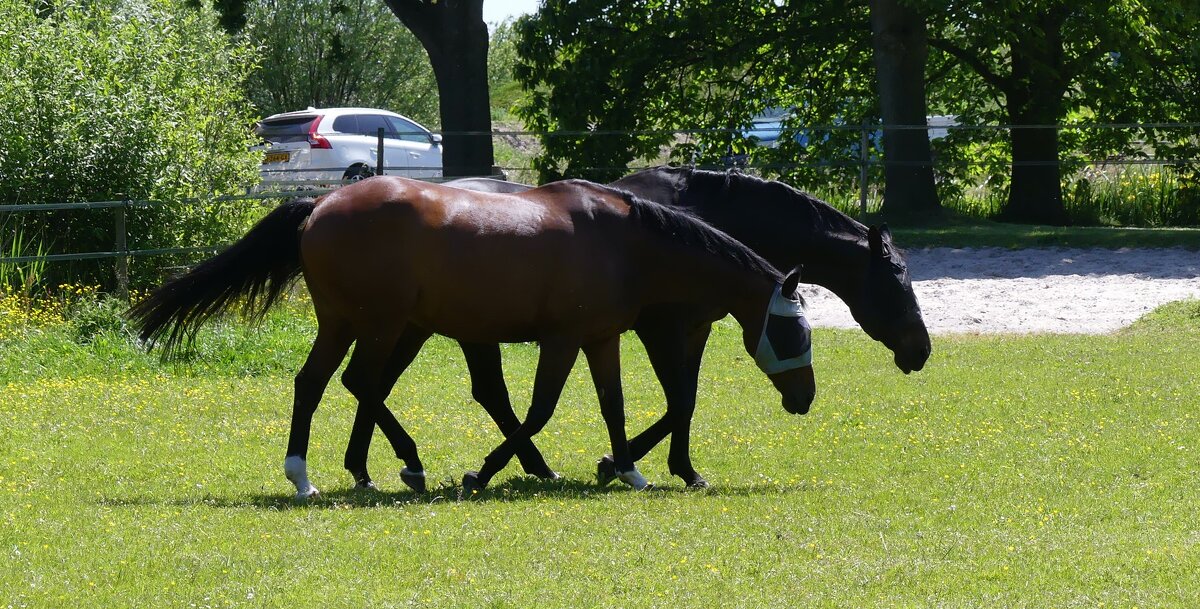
[343,164,375,182]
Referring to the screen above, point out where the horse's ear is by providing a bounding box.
[868,225,884,257]
[880,223,892,242]
[782,268,802,296]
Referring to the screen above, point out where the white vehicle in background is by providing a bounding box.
[254,107,442,186]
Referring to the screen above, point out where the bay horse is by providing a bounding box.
[128,176,816,498]
[338,167,931,490]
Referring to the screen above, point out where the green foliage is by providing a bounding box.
[487,18,524,120]
[1067,164,1200,227]
[69,296,133,344]
[0,215,48,296]
[0,0,262,289]
[515,0,875,184]
[513,0,1199,225]
[241,0,439,127]
[921,0,1200,220]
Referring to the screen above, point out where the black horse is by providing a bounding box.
[338,167,930,490]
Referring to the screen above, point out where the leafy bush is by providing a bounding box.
[70,296,133,344]
[0,0,261,290]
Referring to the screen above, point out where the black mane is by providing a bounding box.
[667,167,870,244]
[614,187,784,282]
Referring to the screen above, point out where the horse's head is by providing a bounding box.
[853,225,931,374]
[748,271,817,415]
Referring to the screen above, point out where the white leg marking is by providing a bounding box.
[283,456,320,500]
[400,467,425,478]
[617,468,651,491]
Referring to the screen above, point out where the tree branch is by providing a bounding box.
[928,37,1010,95]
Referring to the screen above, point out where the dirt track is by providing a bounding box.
[799,247,1200,334]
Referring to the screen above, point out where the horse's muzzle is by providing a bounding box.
[782,388,815,415]
[895,342,931,374]
[771,365,816,415]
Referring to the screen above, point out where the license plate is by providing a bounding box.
[263,151,290,164]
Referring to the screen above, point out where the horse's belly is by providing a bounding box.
[410,282,635,345]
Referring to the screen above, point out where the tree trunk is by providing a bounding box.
[1004,108,1068,224]
[384,0,495,178]
[869,0,940,215]
[998,8,1069,225]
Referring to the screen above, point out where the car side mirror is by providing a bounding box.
[431,133,443,147]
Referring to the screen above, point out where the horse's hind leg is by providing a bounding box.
[463,340,578,493]
[285,322,354,500]
[663,324,711,488]
[459,341,559,480]
[602,322,710,488]
[342,333,426,493]
[343,325,432,490]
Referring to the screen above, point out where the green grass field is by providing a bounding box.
[2,299,1199,607]
[883,215,1200,250]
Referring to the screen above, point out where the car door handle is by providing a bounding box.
[408,152,421,159]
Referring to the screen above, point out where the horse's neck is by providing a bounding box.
[686,192,870,300]
[796,235,871,302]
[633,234,773,330]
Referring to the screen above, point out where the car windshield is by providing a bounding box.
[255,115,319,143]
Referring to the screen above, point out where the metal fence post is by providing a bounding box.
[859,118,870,219]
[377,127,385,176]
[115,200,129,300]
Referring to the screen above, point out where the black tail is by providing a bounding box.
[127,198,317,356]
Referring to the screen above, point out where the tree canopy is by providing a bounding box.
[923,0,1200,223]
[243,0,439,126]
[514,0,1199,224]
[515,0,874,184]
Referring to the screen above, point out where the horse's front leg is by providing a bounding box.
[462,340,579,493]
[343,325,433,492]
[459,341,559,480]
[584,335,651,490]
[285,322,354,501]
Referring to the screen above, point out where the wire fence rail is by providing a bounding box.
[3,122,1198,291]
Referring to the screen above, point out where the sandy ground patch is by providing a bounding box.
[799,247,1200,334]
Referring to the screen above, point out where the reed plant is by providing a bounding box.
[939,162,1200,227]
[1066,163,1200,227]
[0,217,48,296]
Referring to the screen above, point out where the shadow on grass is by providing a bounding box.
[96,475,813,510]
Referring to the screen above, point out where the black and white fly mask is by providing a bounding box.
[753,283,812,374]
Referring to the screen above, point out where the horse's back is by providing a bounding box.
[298,176,640,342]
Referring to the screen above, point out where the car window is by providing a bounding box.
[355,114,391,137]
[330,115,358,134]
[385,116,431,143]
[255,115,319,143]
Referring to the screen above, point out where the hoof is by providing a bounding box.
[686,476,710,489]
[461,471,485,496]
[521,461,561,480]
[596,455,617,487]
[294,485,320,502]
[284,456,319,501]
[534,468,562,481]
[351,470,376,490]
[400,467,426,493]
[617,468,653,491]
